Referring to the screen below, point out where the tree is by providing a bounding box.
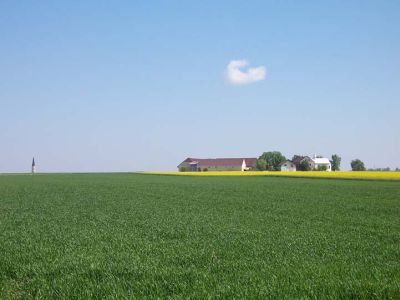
[331,154,341,171]
[317,164,327,171]
[300,160,311,171]
[351,159,366,171]
[293,155,311,171]
[256,158,267,171]
[258,151,286,171]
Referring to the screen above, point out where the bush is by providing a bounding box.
[179,167,187,172]
[203,168,208,172]
[298,160,311,171]
[317,165,327,171]
[351,159,366,171]
[256,158,267,171]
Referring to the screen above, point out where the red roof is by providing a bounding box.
[182,157,257,167]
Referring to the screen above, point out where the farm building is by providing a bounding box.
[291,155,331,171]
[312,156,332,171]
[178,157,257,172]
[280,160,296,171]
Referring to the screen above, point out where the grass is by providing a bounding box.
[143,171,400,181]
[0,173,399,299]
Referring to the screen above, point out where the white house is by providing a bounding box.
[280,160,296,172]
[177,157,257,172]
[312,155,332,171]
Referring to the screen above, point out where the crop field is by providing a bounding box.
[0,173,399,299]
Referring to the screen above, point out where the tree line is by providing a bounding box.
[256,151,368,171]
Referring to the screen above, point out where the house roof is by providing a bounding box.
[181,157,257,167]
[312,157,331,164]
[279,160,294,166]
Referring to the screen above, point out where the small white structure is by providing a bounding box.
[312,155,332,171]
[280,160,296,172]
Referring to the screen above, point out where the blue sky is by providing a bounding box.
[1,1,399,172]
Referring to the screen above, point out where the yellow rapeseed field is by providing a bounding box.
[143,171,400,181]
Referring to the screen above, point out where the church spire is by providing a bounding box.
[32,157,36,174]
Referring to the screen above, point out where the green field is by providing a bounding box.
[0,174,399,299]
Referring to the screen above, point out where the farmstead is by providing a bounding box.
[179,154,332,172]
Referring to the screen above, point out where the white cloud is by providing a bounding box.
[226,59,266,85]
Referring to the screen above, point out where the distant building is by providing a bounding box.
[32,157,36,174]
[280,160,296,172]
[312,155,332,171]
[177,157,257,172]
[291,155,331,171]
